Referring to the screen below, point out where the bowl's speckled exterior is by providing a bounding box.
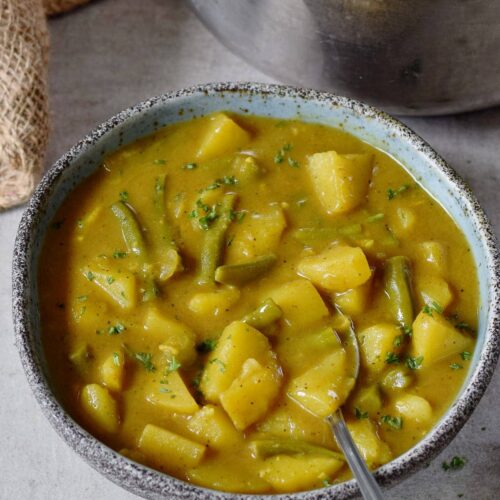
[12,83,500,499]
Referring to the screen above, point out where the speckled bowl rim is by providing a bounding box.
[12,82,500,500]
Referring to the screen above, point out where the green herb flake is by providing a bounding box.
[108,323,125,335]
[385,352,400,364]
[322,478,332,488]
[355,407,369,419]
[197,338,218,353]
[153,159,166,165]
[442,456,466,471]
[460,351,472,361]
[366,213,385,223]
[134,352,155,372]
[106,276,115,285]
[287,157,300,168]
[112,352,120,366]
[167,356,182,373]
[402,325,413,337]
[85,271,95,281]
[119,191,129,202]
[113,250,127,259]
[423,301,442,316]
[183,162,197,170]
[393,335,403,347]
[387,184,410,200]
[406,355,424,370]
[450,363,463,370]
[209,358,226,373]
[381,415,403,430]
[159,387,172,394]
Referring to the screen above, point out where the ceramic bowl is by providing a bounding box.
[12,83,500,499]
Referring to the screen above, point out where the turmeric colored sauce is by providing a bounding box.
[39,113,478,493]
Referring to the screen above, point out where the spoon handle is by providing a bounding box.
[326,411,384,500]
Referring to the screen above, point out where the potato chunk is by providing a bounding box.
[196,113,250,161]
[220,358,282,430]
[259,454,344,492]
[138,424,206,472]
[297,246,371,293]
[288,349,353,417]
[411,310,471,365]
[200,321,275,402]
[416,275,453,311]
[80,383,119,434]
[144,308,196,365]
[266,279,329,329]
[334,277,372,316]
[100,350,125,392]
[359,323,402,375]
[146,371,199,414]
[82,266,136,309]
[306,150,372,215]
[347,419,391,468]
[394,394,433,425]
[418,241,447,276]
[188,287,240,316]
[187,405,241,449]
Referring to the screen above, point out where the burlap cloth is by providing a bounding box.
[0,0,90,210]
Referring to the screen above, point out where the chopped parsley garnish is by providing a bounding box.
[108,323,125,335]
[355,407,369,419]
[113,250,127,259]
[402,325,413,337]
[134,352,155,372]
[423,301,443,316]
[274,143,298,166]
[381,415,403,430]
[393,335,403,347]
[112,352,120,366]
[366,213,385,223]
[198,206,219,230]
[183,162,197,170]
[153,159,166,165]
[159,387,172,394]
[406,355,424,370]
[106,276,115,284]
[167,356,182,373]
[447,314,475,334]
[209,358,226,373]
[229,209,247,223]
[119,191,129,202]
[442,456,466,471]
[385,352,400,364]
[322,478,332,487]
[288,157,300,168]
[460,351,472,361]
[85,271,95,281]
[197,338,218,353]
[450,363,463,370]
[387,184,410,200]
[205,176,238,190]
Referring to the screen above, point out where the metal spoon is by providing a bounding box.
[325,313,384,500]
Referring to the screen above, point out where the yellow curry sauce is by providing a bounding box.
[39,113,478,493]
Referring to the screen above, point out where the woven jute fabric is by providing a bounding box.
[43,0,91,16]
[0,0,49,210]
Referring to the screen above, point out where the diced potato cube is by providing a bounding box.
[347,419,391,468]
[200,321,274,402]
[297,246,371,292]
[138,424,206,472]
[411,310,471,365]
[288,349,353,417]
[80,383,120,434]
[226,206,286,262]
[82,266,136,309]
[196,113,250,161]
[232,155,261,182]
[266,279,329,329]
[418,241,447,276]
[306,150,372,215]
[392,207,416,237]
[187,405,241,449]
[380,368,413,394]
[100,349,125,392]
[259,454,344,492]
[359,323,402,375]
[351,385,382,415]
[146,370,199,414]
[188,287,240,316]
[394,394,433,425]
[334,277,372,316]
[68,343,93,376]
[144,308,196,365]
[416,275,453,311]
[220,358,282,430]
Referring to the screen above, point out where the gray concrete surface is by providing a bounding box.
[0,0,498,498]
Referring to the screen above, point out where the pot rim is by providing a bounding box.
[12,82,500,499]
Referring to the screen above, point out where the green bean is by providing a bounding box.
[249,438,344,461]
[293,224,362,244]
[111,201,147,256]
[383,256,414,329]
[242,298,282,329]
[111,201,158,301]
[215,254,277,286]
[198,193,237,285]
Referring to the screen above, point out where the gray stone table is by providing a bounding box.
[0,0,498,498]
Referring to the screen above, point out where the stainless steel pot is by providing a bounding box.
[188,0,500,116]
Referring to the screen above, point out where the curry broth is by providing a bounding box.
[39,113,478,493]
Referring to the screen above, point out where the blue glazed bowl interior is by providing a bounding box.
[16,83,499,499]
